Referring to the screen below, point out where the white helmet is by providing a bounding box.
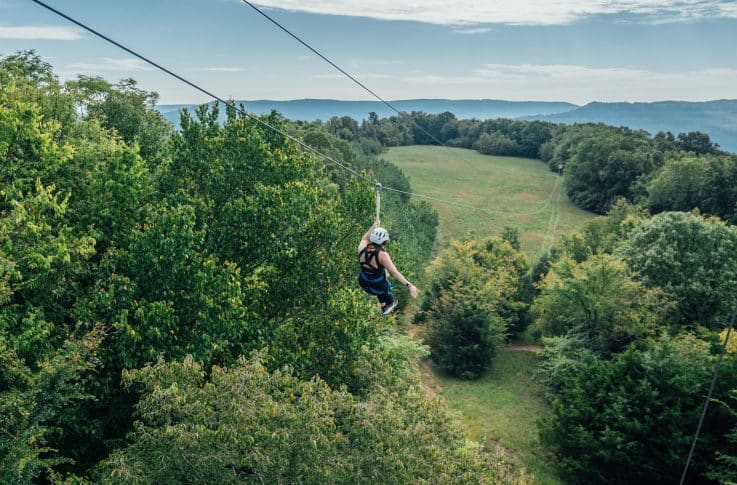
[370,227,390,245]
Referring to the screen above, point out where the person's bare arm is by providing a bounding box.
[357,220,380,252]
[379,251,419,298]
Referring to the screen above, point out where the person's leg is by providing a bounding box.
[378,281,397,314]
[360,273,397,314]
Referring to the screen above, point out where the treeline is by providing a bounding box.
[311,111,737,221]
[0,51,525,483]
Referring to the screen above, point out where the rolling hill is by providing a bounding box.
[526,99,737,152]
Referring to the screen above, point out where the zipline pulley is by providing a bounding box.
[375,182,382,223]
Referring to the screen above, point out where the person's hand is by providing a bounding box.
[408,284,419,299]
[373,219,381,228]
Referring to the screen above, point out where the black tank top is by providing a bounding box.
[358,244,384,278]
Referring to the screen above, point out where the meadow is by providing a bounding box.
[388,146,597,484]
[383,145,594,259]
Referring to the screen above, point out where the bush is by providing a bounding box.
[540,333,737,484]
[420,237,531,378]
[426,283,506,379]
[532,255,668,356]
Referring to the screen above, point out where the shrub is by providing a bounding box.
[420,237,531,378]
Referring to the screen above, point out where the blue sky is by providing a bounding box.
[2,0,736,104]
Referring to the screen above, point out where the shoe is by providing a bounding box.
[382,299,399,315]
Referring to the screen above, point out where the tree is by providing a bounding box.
[563,127,660,213]
[99,354,526,484]
[67,77,173,165]
[676,131,719,155]
[425,283,506,379]
[647,154,737,222]
[646,156,708,213]
[474,131,520,156]
[540,334,737,484]
[709,389,737,483]
[619,211,737,329]
[420,237,531,377]
[0,333,100,484]
[0,85,74,202]
[532,255,666,356]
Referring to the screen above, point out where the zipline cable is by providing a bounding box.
[679,304,736,484]
[241,0,562,213]
[383,176,561,216]
[29,0,363,179]
[241,0,485,175]
[31,0,562,220]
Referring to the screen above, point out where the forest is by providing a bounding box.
[1,50,737,484]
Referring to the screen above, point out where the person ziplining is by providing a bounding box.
[357,184,418,315]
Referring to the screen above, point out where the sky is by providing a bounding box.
[1,0,736,105]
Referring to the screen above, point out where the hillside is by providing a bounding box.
[156,99,578,124]
[527,99,737,152]
[386,146,595,484]
[382,146,595,258]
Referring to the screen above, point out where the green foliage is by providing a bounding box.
[421,238,531,378]
[426,284,507,379]
[710,389,737,483]
[0,182,96,332]
[474,131,520,156]
[647,154,737,222]
[67,77,173,164]
[500,226,521,250]
[270,288,387,391]
[0,51,77,141]
[0,84,74,201]
[619,211,737,328]
[676,130,720,155]
[647,156,708,212]
[79,203,258,370]
[0,332,100,484]
[99,354,525,484]
[532,255,667,356]
[563,127,660,213]
[0,53,448,482]
[540,334,737,484]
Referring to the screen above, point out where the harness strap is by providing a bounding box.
[358,244,383,277]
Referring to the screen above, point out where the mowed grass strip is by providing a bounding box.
[383,145,594,258]
[385,146,593,482]
[435,350,562,485]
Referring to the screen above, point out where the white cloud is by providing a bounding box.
[452,27,492,34]
[249,0,737,25]
[200,67,247,72]
[65,58,153,72]
[312,72,391,80]
[0,25,82,40]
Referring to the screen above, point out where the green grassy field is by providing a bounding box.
[383,146,594,259]
[387,146,596,483]
[435,350,561,484]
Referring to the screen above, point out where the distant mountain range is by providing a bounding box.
[156,98,737,152]
[525,100,737,152]
[155,99,577,125]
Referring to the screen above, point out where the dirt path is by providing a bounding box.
[500,344,543,354]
